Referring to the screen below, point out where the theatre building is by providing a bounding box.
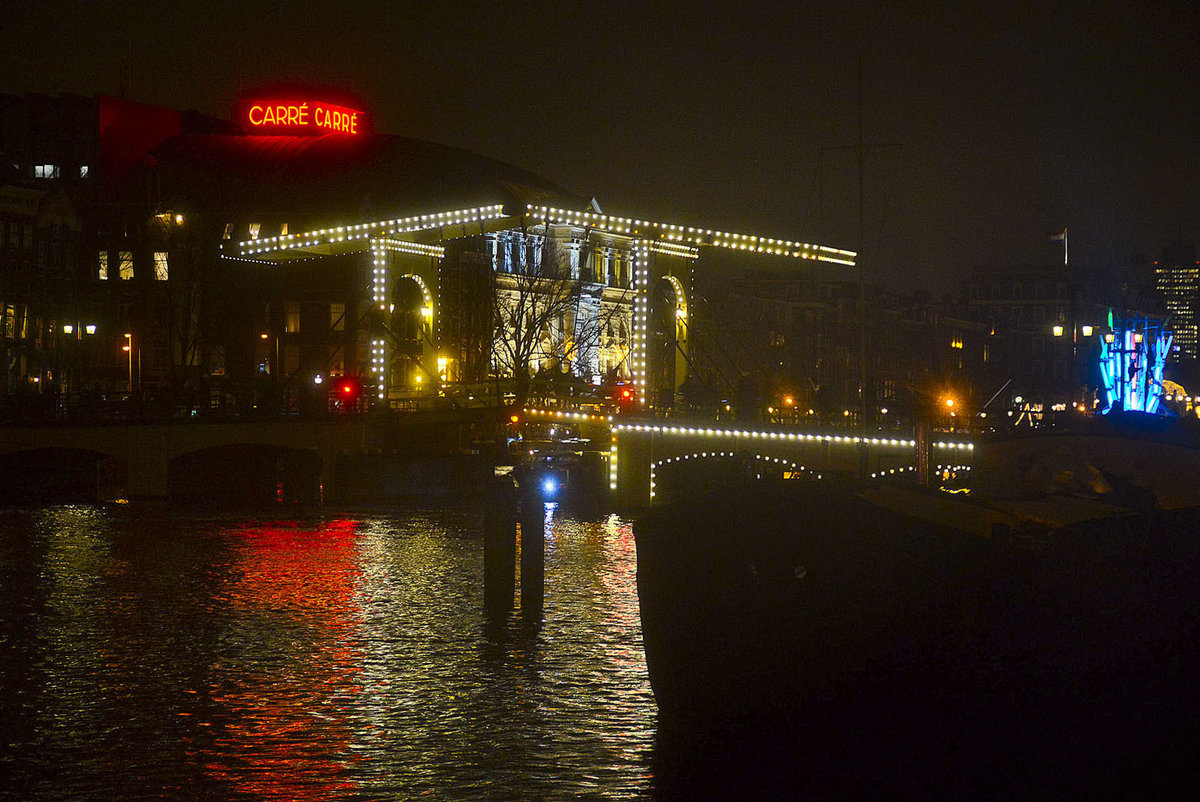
[0,89,854,415]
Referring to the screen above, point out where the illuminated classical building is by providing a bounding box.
[1,89,855,412]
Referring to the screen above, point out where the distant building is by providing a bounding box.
[962,263,1115,410]
[706,272,991,429]
[1154,239,1198,361]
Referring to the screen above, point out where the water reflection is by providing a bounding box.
[0,505,656,800]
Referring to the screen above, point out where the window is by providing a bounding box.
[330,302,345,331]
[118,250,134,280]
[285,302,300,333]
[98,250,108,280]
[223,223,234,240]
[248,223,261,239]
[3,305,13,339]
[153,251,169,281]
[79,165,89,178]
[34,164,59,179]
[279,222,288,236]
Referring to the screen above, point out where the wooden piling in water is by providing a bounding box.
[519,486,545,620]
[483,477,517,617]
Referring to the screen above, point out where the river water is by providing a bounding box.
[0,503,659,800]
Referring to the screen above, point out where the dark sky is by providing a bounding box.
[4,0,1199,291]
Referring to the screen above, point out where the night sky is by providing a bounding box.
[4,1,1199,291]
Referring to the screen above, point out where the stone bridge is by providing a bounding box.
[0,413,477,500]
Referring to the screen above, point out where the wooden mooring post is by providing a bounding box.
[519,485,545,620]
[483,477,517,618]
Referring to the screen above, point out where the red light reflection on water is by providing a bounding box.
[198,518,365,800]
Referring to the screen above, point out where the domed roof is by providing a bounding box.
[145,130,586,226]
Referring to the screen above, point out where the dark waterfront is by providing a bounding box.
[0,503,658,800]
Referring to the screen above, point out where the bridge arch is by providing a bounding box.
[169,442,322,502]
[658,274,690,403]
[370,240,441,402]
[0,446,117,504]
[648,449,825,504]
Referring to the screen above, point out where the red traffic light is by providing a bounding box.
[332,376,363,408]
[617,384,636,413]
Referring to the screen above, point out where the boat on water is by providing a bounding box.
[636,429,1200,797]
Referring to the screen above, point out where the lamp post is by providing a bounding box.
[1053,322,1095,410]
[123,333,133,394]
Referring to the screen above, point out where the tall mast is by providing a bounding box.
[857,52,869,476]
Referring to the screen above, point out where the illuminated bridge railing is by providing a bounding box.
[611,421,976,506]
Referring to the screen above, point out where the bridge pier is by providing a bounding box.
[128,448,170,497]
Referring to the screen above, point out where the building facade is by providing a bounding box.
[1,89,854,417]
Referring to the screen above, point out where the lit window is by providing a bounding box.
[248,223,261,239]
[223,223,234,240]
[280,222,288,236]
[34,164,59,179]
[98,250,108,280]
[79,165,89,178]
[285,302,300,333]
[153,251,169,281]
[118,250,134,280]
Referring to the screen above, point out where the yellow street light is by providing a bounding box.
[1052,325,1064,337]
[123,333,133,393]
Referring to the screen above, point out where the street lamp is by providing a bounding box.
[123,333,133,393]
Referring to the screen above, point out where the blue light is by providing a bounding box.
[1098,312,1172,415]
[541,477,558,496]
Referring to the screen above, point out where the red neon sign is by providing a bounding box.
[240,99,367,136]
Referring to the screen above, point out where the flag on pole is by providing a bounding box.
[1048,228,1068,264]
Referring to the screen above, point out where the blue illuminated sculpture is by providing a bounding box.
[1098,310,1172,415]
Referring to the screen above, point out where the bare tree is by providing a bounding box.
[489,231,630,410]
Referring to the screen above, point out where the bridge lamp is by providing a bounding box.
[1081,325,1093,337]
[541,476,559,497]
[1052,325,1064,337]
[63,324,74,335]
[84,324,96,335]
[260,332,269,340]
[783,396,794,406]
[313,374,324,385]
